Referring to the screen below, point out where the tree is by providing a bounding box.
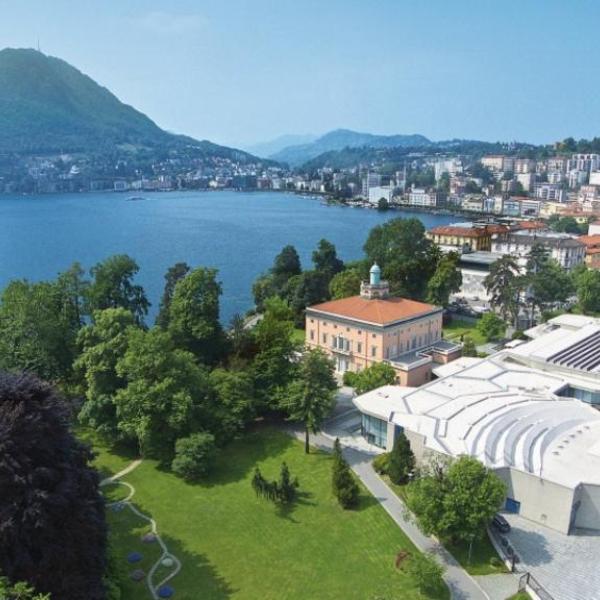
[209,368,256,442]
[312,239,344,277]
[86,255,149,324]
[0,276,82,382]
[0,372,107,600]
[484,255,522,325]
[574,268,600,314]
[115,328,212,460]
[167,267,226,365]
[329,268,362,300]
[281,348,337,453]
[171,433,216,481]
[353,362,397,395]
[426,252,462,307]
[272,245,301,287]
[551,216,581,234]
[377,197,389,210]
[251,464,298,504]
[528,258,574,316]
[332,438,360,508]
[387,432,415,485]
[363,218,439,298]
[286,270,330,326]
[0,576,50,600]
[462,336,477,357]
[404,552,445,596]
[251,297,298,407]
[227,313,255,364]
[75,308,137,437]
[156,262,190,329]
[477,312,506,342]
[406,455,505,545]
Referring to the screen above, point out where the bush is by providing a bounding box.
[171,433,216,481]
[354,362,396,395]
[404,552,445,596]
[332,438,360,509]
[511,330,527,340]
[342,371,358,387]
[489,556,504,569]
[387,432,415,485]
[372,452,390,475]
[251,463,299,504]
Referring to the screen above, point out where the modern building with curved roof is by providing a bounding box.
[353,315,600,534]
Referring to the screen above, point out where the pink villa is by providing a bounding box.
[305,264,462,386]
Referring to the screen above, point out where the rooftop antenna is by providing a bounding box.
[37,38,41,53]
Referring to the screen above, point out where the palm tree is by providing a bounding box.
[484,255,522,326]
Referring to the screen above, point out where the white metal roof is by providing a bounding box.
[353,353,600,488]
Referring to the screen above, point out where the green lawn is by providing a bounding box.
[78,427,138,480]
[291,327,306,345]
[443,319,486,346]
[99,428,449,600]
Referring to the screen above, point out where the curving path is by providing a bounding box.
[101,461,181,599]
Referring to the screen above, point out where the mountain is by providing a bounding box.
[0,48,263,163]
[270,128,432,166]
[243,133,318,158]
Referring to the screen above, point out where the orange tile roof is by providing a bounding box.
[307,295,440,326]
[578,235,600,248]
[513,221,547,231]
[428,226,490,238]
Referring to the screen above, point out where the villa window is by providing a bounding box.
[322,333,327,344]
[357,342,362,354]
[310,330,314,341]
[371,346,377,357]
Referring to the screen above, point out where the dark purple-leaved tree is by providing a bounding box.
[0,372,107,599]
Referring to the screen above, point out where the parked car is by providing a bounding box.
[492,513,511,534]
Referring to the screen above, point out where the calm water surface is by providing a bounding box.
[0,191,456,323]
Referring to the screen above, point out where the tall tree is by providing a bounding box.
[286,270,330,326]
[312,239,344,277]
[426,252,462,307]
[528,259,573,316]
[0,277,82,382]
[484,255,522,325]
[353,362,397,395]
[272,245,302,287]
[574,268,600,314]
[477,312,506,342]
[281,348,337,453]
[331,438,359,509]
[406,455,505,545]
[251,297,298,407]
[0,372,107,600]
[156,262,191,329]
[86,254,149,324]
[329,268,362,299]
[75,308,137,437]
[387,431,416,485]
[115,328,212,459]
[363,218,439,298]
[167,267,226,366]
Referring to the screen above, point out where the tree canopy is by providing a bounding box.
[0,372,107,600]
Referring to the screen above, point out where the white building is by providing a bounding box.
[361,172,382,198]
[434,158,462,181]
[534,183,565,202]
[408,188,446,208]
[368,185,393,205]
[491,230,586,270]
[353,315,600,534]
[569,153,600,173]
[516,172,535,192]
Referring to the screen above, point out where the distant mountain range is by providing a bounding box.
[0,48,264,163]
[243,133,318,159]
[269,129,432,166]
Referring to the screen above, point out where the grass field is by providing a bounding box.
[443,318,486,346]
[98,428,449,600]
[78,427,138,480]
[291,327,306,345]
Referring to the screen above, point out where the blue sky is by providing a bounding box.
[2,0,599,148]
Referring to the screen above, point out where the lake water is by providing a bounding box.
[0,191,457,323]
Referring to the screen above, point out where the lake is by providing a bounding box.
[0,191,457,323]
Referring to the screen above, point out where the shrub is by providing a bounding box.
[342,371,358,387]
[404,552,445,596]
[489,556,504,569]
[511,329,527,340]
[372,452,390,475]
[252,464,299,504]
[171,432,216,481]
[332,438,360,509]
[387,432,415,485]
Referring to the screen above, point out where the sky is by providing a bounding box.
[1,0,599,149]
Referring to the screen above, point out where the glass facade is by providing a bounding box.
[361,414,387,448]
[558,385,600,405]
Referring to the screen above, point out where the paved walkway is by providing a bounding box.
[289,427,490,600]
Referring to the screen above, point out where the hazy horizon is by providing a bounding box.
[3,0,600,150]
